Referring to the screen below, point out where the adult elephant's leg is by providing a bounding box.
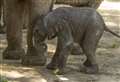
[3,0,25,59]
[0,0,1,22]
[22,0,54,65]
[0,0,4,33]
[1,0,6,34]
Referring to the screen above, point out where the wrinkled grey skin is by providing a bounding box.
[33,7,120,74]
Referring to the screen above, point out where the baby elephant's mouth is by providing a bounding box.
[36,42,47,51]
[34,42,48,56]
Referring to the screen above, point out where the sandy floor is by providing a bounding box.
[0,1,120,82]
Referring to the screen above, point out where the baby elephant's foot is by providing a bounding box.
[47,63,67,75]
[80,64,99,74]
[53,68,66,75]
[46,63,57,70]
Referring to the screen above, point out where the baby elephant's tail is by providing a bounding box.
[105,26,120,38]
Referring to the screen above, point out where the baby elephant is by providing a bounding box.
[33,7,120,74]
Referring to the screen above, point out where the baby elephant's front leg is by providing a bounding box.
[47,20,73,74]
[55,42,73,75]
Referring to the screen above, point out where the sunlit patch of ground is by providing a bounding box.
[1,1,120,82]
[99,1,120,11]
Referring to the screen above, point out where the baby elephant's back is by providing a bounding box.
[53,7,105,42]
[45,7,104,41]
[52,7,102,29]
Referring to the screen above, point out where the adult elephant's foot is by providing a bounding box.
[22,55,46,66]
[79,64,99,74]
[22,47,47,66]
[3,47,25,60]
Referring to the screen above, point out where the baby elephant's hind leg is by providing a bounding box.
[80,28,103,74]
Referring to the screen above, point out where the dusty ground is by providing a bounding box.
[0,1,120,82]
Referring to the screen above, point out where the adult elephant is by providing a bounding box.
[3,0,54,65]
[0,0,4,33]
[55,0,103,9]
[0,0,1,25]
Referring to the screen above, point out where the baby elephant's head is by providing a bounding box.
[33,16,48,57]
[33,16,48,43]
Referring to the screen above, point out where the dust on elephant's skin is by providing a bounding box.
[33,7,120,75]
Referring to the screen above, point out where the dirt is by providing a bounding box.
[0,1,120,82]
